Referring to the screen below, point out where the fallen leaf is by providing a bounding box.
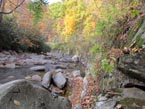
[14,100,21,106]
[116,104,123,109]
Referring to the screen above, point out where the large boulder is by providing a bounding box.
[118,52,145,83]
[42,71,53,88]
[53,72,66,89]
[0,80,71,109]
[122,88,145,99]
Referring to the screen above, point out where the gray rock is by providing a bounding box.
[95,101,104,107]
[81,90,87,99]
[123,88,145,100]
[83,77,88,91]
[72,55,80,63]
[42,71,52,88]
[2,51,10,55]
[55,69,63,73]
[118,52,145,83]
[9,56,16,62]
[45,63,56,72]
[0,53,5,57]
[30,66,45,71]
[141,32,145,39]
[72,70,81,77]
[95,99,117,109]
[5,63,15,68]
[53,72,66,89]
[98,94,108,101]
[74,103,82,109]
[0,80,72,109]
[32,75,41,82]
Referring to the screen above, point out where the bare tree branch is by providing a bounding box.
[0,0,25,14]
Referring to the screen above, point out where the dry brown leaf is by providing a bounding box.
[116,104,123,109]
[14,100,21,106]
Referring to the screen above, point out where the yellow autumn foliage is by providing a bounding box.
[64,14,77,36]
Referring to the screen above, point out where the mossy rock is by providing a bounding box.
[119,98,145,109]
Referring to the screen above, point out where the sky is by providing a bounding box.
[47,0,62,4]
[31,0,62,4]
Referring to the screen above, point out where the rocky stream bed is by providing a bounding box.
[1,51,145,109]
[0,51,89,109]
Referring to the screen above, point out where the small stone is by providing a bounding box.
[0,64,4,68]
[25,76,31,80]
[72,70,81,77]
[32,75,41,82]
[7,76,15,79]
[81,90,87,99]
[98,95,107,101]
[53,72,66,89]
[9,56,16,62]
[74,103,82,109]
[95,101,104,107]
[72,55,80,62]
[5,63,15,68]
[30,66,45,71]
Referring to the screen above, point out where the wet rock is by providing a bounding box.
[53,72,66,89]
[72,70,81,77]
[5,63,15,68]
[32,75,41,82]
[42,71,52,88]
[0,80,72,109]
[30,66,45,71]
